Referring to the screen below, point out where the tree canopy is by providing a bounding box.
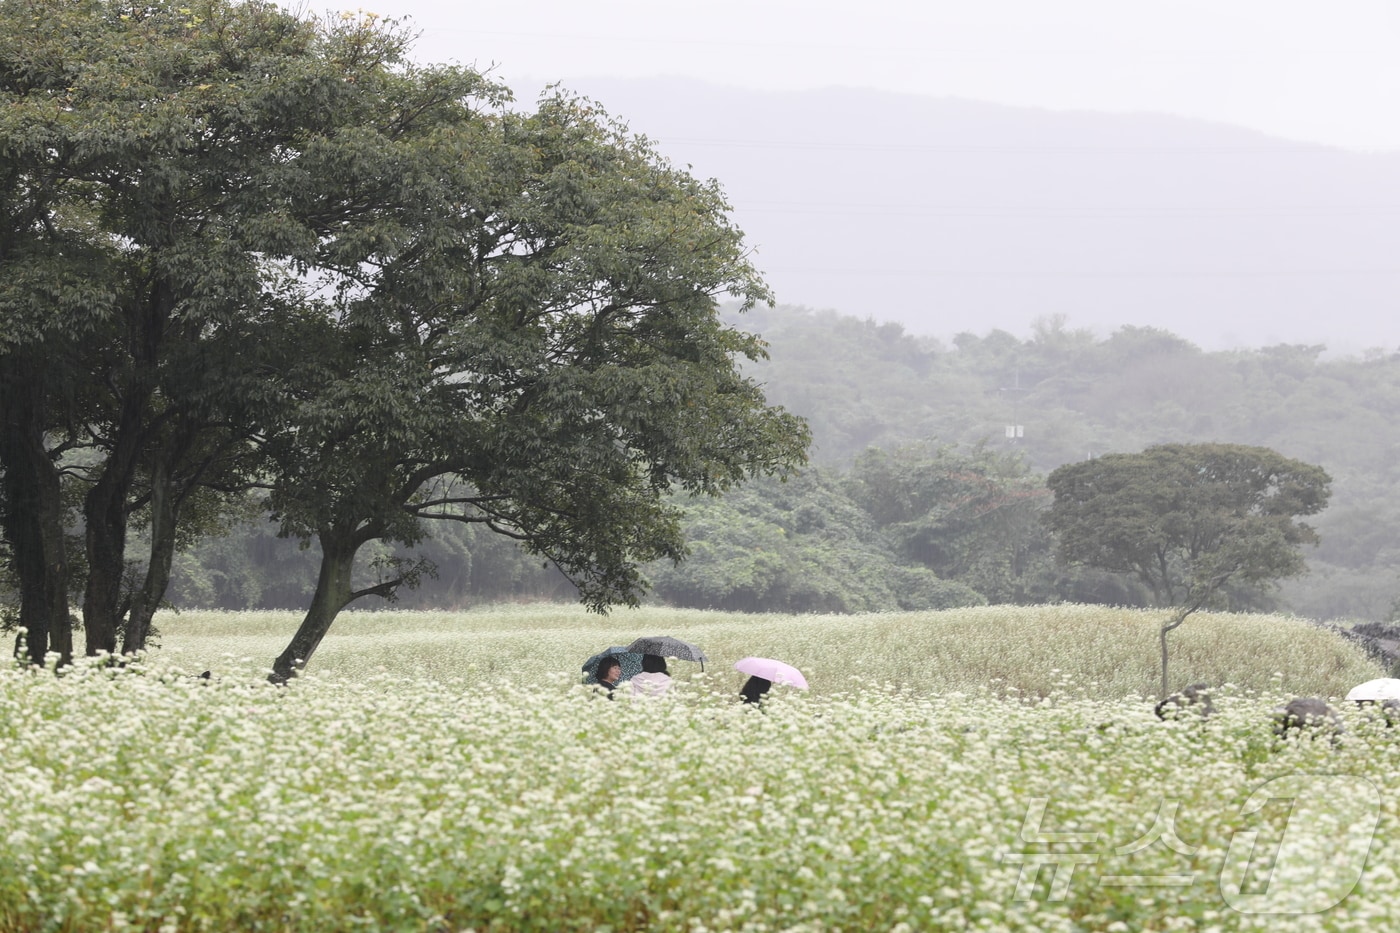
[1043,442,1331,695]
[0,0,809,675]
[1043,444,1330,607]
[644,467,985,614]
[259,86,811,680]
[847,440,1056,604]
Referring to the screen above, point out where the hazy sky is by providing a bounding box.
[373,0,1400,152]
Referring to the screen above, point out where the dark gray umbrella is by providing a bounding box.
[626,635,708,669]
[581,647,643,684]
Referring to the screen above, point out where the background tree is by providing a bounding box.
[845,440,1057,604]
[729,304,1400,621]
[646,468,984,613]
[1043,443,1331,697]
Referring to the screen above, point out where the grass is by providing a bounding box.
[148,603,1379,700]
[1,603,1392,932]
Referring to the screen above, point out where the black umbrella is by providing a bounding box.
[581,647,644,684]
[626,635,708,670]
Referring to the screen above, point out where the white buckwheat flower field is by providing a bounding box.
[2,604,1396,932]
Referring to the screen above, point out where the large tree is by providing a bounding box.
[261,87,810,681]
[1,0,808,677]
[1,0,352,659]
[1043,443,1331,697]
[0,0,553,661]
[0,0,123,663]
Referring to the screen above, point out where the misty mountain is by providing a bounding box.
[539,76,1400,354]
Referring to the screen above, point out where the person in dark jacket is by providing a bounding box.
[596,658,622,699]
[739,675,771,705]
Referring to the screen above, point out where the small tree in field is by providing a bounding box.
[1043,443,1331,698]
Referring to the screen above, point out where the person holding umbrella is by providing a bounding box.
[734,657,808,706]
[581,647,643,686]
[596,657,623,699]
[1346,677,1400,724]
[739,675,772,705]
[631,654,673,698]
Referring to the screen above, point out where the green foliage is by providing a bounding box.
[2,0,479,656]
[643,439,1152,615]
[255,76,810,617]
[733,306,1400,620]
[846,440,1058,603]
[160,300,1400,623]
[1044,442,1332,697]
[17,0,1399,632]
[1044,443,1331,610]
[0,0,808,672]
[647,469,984,613]
[166,515,572,610]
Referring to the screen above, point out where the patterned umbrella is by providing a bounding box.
[581,647,643,685]
[625,635,708,669]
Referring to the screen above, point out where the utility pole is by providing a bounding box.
[1000,369,1027,442]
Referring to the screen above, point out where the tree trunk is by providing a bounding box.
[0,377,72,667]
[1158,607,1194,700]
[86,280,169,656]
[269,530,361,684]
[122,457,179,655]
[82,469,130,657]
[81,383,148,656]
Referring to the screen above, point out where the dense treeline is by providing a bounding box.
[163,441,1141,616]
[734,306,1400,620]
[155,304,1398,622]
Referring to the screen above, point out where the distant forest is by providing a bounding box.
[168,305,1400,623]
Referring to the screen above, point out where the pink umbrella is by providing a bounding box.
[734,657,809,689]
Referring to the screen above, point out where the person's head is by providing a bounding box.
[598,658,622,685]
[740,675,772,704]
[642,653,668,675]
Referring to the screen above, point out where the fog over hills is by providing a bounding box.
[542,77,1400,354]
